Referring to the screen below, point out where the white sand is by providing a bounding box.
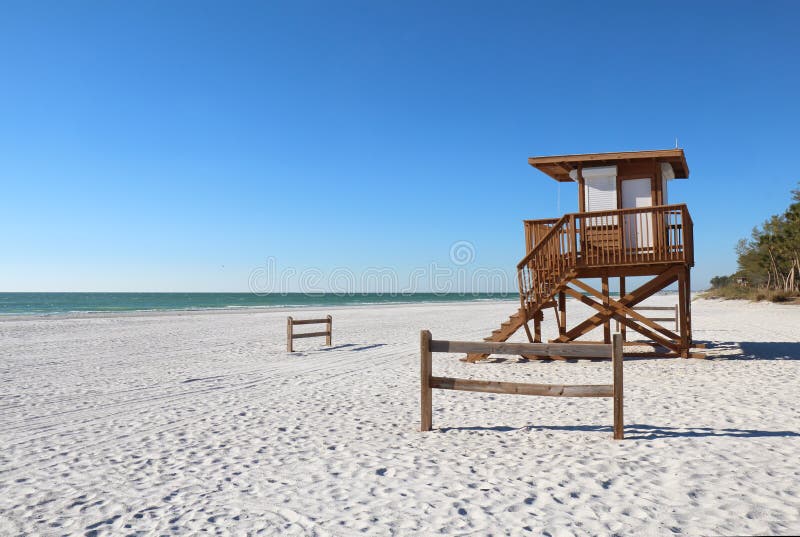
[1,297,800,536]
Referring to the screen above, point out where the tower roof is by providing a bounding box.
[528,149,689,182]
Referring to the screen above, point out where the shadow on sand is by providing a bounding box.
[318,343,387,352]
[438,423,800,439]
[699,340,800,360]
[319,343,359,351]
[351,343,387,352]
[479,341,800,362]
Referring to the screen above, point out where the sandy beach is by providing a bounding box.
[1,296,799,536]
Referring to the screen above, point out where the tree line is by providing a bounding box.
[710,184,799,295]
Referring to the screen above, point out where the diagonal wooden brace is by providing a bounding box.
[570,278,682,343]
[555,266,682,344]
[563,288,680,352]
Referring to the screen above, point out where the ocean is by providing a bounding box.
[0,292,518,316]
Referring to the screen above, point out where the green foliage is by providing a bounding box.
[705,183,800,300]
[709,275,731,288]
[734,183,800,292]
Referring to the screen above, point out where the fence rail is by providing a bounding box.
[420,332,624,440]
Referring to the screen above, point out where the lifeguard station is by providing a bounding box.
[467,149,698,361]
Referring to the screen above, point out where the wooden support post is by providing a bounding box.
[619,277,626,342]
[685,269,693,344]
[612,333,624,440]
[420,330,433,431]
[326,315,332,346]
[674,304,679,331]
[558,291,566,337]
[602,277,611,344]
[533,311,542,343]
[286,316,294,352]
[653,161,664,257]
[678,268,689,358]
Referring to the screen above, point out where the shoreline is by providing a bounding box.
[0,290,691,321]
[0,297,522,322]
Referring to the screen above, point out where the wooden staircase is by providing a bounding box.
[463,216,580,363]
[463,298,561,363]
[463,308,529,363]
[488,309,528,341]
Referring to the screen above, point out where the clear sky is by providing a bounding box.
[2,1,799,292]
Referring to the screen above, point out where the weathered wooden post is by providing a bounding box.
[533,310,543,343]
[678,268,690,357]
[612,332,624,440]
[326,315,332,346]
[420,330,432,432]
[286,316,294,352]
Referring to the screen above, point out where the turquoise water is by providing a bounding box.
[0,292,516,316]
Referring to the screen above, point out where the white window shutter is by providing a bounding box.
[584,175,617,212]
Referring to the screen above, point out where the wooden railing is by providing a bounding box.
[517,204,693,311]
[524,217,560,252]
[684,210,695,267]
[517,214,573,311]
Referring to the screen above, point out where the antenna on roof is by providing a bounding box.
[675,137,679,149]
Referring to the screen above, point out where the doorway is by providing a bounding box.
[622,178,653,249]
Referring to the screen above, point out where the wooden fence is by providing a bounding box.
[420,332,624,439]
[286,315,332,352]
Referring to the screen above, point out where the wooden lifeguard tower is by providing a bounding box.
[467,149,698,361]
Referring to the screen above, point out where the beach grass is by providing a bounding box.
[699,285,800,303]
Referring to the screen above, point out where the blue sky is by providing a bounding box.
[2,1,798,292]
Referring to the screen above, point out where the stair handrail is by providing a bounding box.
[516,214,570,270]
[516,213,575,313]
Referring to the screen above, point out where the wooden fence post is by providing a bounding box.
[287,316,294,352]
[612,332,624,440]
[326,315,332,346]
[420,330,432,432]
